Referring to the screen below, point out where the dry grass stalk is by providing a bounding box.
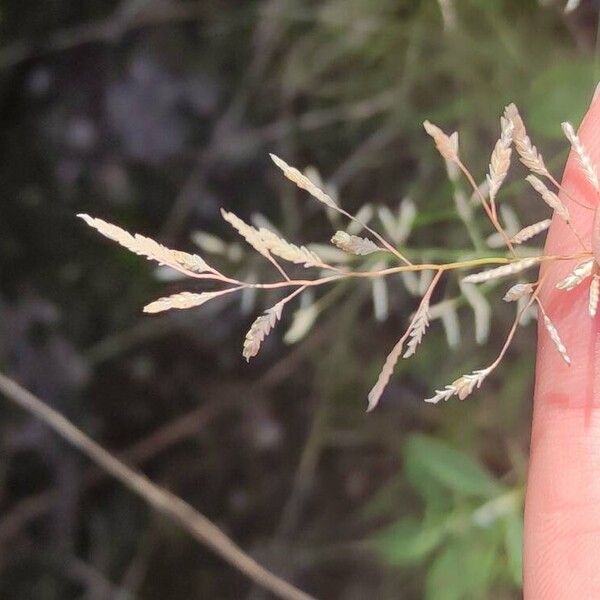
[0,374,314,600]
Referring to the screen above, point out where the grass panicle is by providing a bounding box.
[80,104,598,410]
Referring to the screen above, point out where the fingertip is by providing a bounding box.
[525,82,600,598]
[592,80,600,105]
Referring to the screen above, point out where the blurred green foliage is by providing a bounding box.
[373,435,523,599]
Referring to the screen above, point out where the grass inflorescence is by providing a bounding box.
[78,103,598,411]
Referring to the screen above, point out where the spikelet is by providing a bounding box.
[143,291,222,314]
[425,368,491,404]
[367,337,404,411]
[555,259,594,290]
[78,214,212,275]
[462,257,542,284]
[423,121,459,162]
[403,303,431,358]
[270,154,338,209]
[542,313,571,365]
[504,104,550,178]
[243,301,285,361]
[526,175,569,222]
[257,228,323,267]
[487,117,513,201]
[331,231,381,255]
[510,219,551,245]
[503,283,534,302]
[220,209,272,259]
[562,122,600,192]
[590,274,600,317]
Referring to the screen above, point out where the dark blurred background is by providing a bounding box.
[0,1,599,598]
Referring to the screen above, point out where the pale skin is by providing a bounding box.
[524,90,600,598]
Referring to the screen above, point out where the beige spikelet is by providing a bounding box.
[542,313,571,365]
[270,154,338,209]
[562,122,600,192]
[590,274,600,317]
[462,257,542,284]
[425,368,491,404]
[526,176,569,222]
[403,303,431,359]
[243,302,284,361]
[510,219,551,245]
[331,231,381,255]
[367,337,404,411]
[243,286,306,360]
[143,291,223,314]
[487,117,513,201]
[504,104,550,178]
[503,283,534,302]
[257,228,324,267]
[78,214,213,275]
[555,259,594,290]
[220,210,272,258]
[423,121,459,162]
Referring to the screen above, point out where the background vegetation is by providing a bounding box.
[0,0,598,598]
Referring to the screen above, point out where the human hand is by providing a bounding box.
[525,86,600,598]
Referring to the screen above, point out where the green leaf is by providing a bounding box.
[405,434,502,499]
[362,476,406,520]
[527,60,596,140]
[505,513,523,586]
[404,453,452,515]
[376,517,444,566]
[425,537,497,600]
